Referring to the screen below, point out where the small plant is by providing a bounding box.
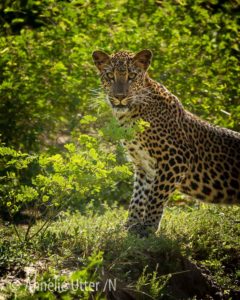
[136,266,171,299]
[0,140,131,243]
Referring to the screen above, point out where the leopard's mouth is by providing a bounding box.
[106,96,130,112]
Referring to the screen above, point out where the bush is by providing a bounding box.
[0,135,131,241]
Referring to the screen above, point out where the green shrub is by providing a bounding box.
[0,137,131,242]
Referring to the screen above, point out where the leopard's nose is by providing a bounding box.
[114,94,127,100]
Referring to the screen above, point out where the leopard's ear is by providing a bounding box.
[133,49,152,71]
[92,50,110,71]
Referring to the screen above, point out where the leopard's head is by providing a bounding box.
[92,49,152,112]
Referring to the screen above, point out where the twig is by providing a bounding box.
[12,223,22,243]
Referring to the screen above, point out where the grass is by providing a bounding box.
[0,203,240,299]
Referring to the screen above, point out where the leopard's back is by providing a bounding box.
[180,113,240,204]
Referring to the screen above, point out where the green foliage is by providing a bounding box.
[0,0,239,151]
[0,240,29,272]
[101,117,150,142]
[0,140,131,241]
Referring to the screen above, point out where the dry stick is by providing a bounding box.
[27,197,70,242]
[8,184,23,242]
[12,223,22,243]
[27,218,51,242]
[9,206,22,242]
[24,195,40,242]
[24,223,33,242]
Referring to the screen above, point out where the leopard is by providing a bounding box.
[92,49,240,236]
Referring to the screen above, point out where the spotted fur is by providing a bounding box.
[93,49,240,235]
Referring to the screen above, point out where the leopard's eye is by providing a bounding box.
[106,72,114,80]
[128,72,137,80]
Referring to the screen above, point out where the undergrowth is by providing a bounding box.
[1,203,240,299]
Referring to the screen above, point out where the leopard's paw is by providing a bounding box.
[124,221,151,238]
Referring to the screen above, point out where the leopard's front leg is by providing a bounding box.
[125,167,153,234]
[142,176,175,233]
[142,164,186,234]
